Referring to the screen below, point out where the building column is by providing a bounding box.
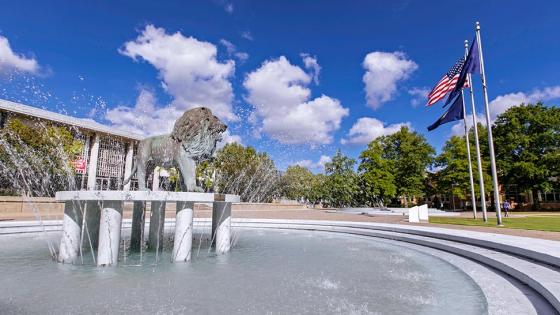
[123,141,134,191]
[86,133,100,190]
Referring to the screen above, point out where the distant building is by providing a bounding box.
[0,98,150,191]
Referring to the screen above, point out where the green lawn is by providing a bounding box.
[429,216,560,232]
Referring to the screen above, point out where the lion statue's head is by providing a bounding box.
[170,107,227,160]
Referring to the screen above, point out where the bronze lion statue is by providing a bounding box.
[123,107,227,191]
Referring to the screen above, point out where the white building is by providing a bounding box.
[0,98,151,191]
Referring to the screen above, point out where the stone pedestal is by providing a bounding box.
[172,201,194,262]
[97,201,123,266]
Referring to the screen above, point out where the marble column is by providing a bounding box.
[212,201,232,254]
[97,201,124,266]
[58,200,84,264]
[172,201,194,262]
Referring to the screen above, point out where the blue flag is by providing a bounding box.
[428,93,464,131]
[444,36,480,107]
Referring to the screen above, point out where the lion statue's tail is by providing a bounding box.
[122,160,137,186]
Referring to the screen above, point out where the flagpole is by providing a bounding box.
[461,89,477,219]
[461,42,477,220]
[466,39,488,222]
[476,21,503,225]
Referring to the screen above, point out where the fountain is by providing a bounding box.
[54,107,240,266]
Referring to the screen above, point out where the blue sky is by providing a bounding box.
[1,0,559,171]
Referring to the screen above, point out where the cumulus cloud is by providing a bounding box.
[295,155,331,171]
[488,86,560,118]
[341,117,410,145]
[449,86,560,135]
[119,24,237,121]
[0,35,39,74]
[105,89,181,136]
[408,87,430,107]
[362,51,418,109]
[219,39,249,62]
[300,53,321,85]
[244,56,349,144]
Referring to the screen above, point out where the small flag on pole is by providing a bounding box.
[427,93,464,131]
[426,58,470,106]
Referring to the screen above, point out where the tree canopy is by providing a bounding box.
[210,143,280,202]
[358,140,396,206]
[323,150,358,208]
[493,103,560,206]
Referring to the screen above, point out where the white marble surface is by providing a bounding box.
[56,190,240,202]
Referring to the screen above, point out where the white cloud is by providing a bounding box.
[341,117,410,145]
[449,86,560,135]
[0,35,39,74]
[106,89,181,136]
[119,24,237,121]
[219,39,249,62]
[300,53,321,85]
[244,56,349,144]
[362,51,418,109]
[489,86,560,118]
[241,31,254,41]
[408,87,430,107]
[295,155,331,171]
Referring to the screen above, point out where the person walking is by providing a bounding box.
[503,199,511,218]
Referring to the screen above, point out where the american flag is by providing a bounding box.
[427,58,469,106]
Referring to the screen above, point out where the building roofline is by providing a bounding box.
[0,98,144,141]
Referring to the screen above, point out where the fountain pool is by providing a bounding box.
[0,227,487,314]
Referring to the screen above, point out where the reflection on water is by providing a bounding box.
[0,229,487,314]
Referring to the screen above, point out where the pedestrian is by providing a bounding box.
[503,199,511,218]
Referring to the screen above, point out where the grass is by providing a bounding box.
[429,215,560,232]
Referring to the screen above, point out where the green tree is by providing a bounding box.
[212,143,280,202]
[358,140,396,206]
[493,103,560,208]
[280,165,314,201]
[323,150,358,207]
[380,126,435,206]
[307,173,327,206]
[435,135,491,207]
[0,119,83,196]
